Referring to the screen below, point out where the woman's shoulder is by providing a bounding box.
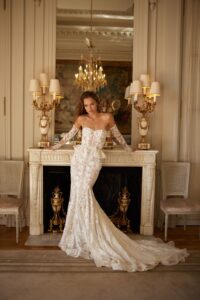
[100,112,113,120]
[74,115,87,127]
[76,115,87,122]
[100,113,115,128]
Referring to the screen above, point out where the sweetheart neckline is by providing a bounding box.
[82,127,107,133]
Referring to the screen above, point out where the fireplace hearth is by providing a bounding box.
[43,166,142,233]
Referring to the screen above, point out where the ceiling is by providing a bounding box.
[57,0,134,12]
[56,0,134,61]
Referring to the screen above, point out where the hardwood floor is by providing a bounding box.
[154,226,200,250]
[0,225,199,250]
[0,226,58,250]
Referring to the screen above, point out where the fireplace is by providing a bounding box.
[43,166,142,233]
[28,147,158,235]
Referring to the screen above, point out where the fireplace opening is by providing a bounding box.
[43,166,142,233]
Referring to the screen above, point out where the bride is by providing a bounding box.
[51,91,189,272]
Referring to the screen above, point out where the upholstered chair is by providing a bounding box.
[0,161,24,243]
[160,162,200,241]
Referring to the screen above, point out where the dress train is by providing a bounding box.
[53,126,189,272]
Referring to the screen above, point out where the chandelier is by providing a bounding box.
[74,0,107,91]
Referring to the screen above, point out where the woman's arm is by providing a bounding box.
[51,117,82,150]
[107,114,132,152]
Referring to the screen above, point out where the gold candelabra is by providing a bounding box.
[29,73,63,148]
[125,74,160,150]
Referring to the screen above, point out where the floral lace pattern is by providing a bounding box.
[110,125,132,151]
[58,126,189,272]
[51,125,79,150]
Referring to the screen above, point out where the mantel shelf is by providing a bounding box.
[28,146,158,167]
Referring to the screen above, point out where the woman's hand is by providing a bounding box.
[50,145,57,151]
[124,145,132,152]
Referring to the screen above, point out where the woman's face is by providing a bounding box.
[83,97,98,114]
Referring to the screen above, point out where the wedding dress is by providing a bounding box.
[53,125,189,272]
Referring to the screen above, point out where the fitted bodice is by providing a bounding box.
[81,127,107,149]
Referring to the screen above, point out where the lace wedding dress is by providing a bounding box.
[53,125,189,272]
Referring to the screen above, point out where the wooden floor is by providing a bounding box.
[0,225,199,250]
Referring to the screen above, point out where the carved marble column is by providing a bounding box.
[140,165,156,235]
[29,162,42,235]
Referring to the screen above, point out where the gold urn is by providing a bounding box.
[49,186,65,233]
[110,186,131,233]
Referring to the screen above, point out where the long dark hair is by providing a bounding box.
[76,91,101,116]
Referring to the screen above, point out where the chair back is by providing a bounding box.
[0,160,24,198]
[161,162,190,200]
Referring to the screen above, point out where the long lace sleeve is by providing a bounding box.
[110,124,132,152]
[51,125,79,150]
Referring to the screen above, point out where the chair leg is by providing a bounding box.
[164,214,168,242]
[21,206,26,230]
[159,212,165,231]
[8,215,12,227]
[183,215,186,230]
[15,214,19,244]
[19,210,22,232]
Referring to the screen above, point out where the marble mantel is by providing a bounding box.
[28,146,158,236]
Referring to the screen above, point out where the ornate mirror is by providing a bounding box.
[55,0,134,144]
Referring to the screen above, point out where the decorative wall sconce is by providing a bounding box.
[29,73,63,148]
[125,74,160,150]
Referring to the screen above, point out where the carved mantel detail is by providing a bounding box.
[28,146,158,236]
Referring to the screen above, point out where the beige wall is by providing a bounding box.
[132,0,183,162]
[132,0,185,225]
[0,0,199,226]
[0,0,56,223]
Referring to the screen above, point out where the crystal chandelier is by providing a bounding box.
[74,0,107,91]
